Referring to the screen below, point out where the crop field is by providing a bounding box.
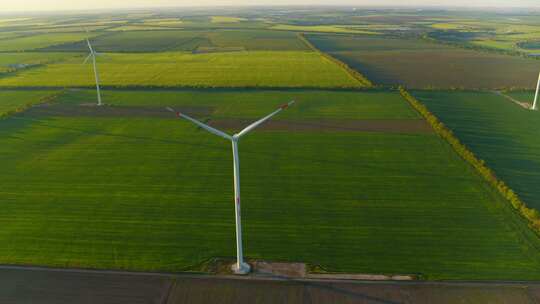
[0,90,58,116]
[142,18,184,27]
[414,91,540,211]
[271,24,379,35]
[55,89,419,120]
[0,52,361,88]
[307,34,540,89]
[3,9,540,287]
[210,16,246,23]
[507,91,536,106]
[427,19,540,54]
[0,89,539,280]
[45,30,309,52]
[0,53,82,73]
[0,32,98,51]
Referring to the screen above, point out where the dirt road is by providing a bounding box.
[1,265,540,304]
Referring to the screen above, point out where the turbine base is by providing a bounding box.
[231,262,251,275]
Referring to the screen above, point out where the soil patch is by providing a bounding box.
[1,265,540,304]
[252,261,307,278]
[209,119,433,133]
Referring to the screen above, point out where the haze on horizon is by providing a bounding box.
[3,0,540,12]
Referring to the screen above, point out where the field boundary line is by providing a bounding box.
[399,87,540,236]
[297,33,373,87]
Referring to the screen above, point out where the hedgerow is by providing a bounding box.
[298,33,373,87]
[399,86,540,233]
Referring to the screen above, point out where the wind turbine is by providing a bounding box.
[533,71,539,111]
[83,38,102,106]
[167,100,295,274]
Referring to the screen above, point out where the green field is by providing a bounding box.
[271,24,379,35]
[45,30,309,52]
[0,89,540,280]
[414,90,540,211]
[0,53,81,73]
[210,16,246,23]
[0,32,98,51]
[0,90,58,116]
[507,91,537,106]
[427,19,540,54]
[307,34,540,89]
[56,89,418,120]
[0,51,361,88]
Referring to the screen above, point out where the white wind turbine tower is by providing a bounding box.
[533,71,539,111]
[167,100,295,274]
[83,38,102,106]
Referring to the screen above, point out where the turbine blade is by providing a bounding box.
[83,54,92,64]
[167,107,232,140]
[235,100,295,138]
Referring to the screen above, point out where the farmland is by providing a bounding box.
[0,90,58,116]
[0,52,81,73]
[427,19,540,55]
[1,7,540,287]
[507,90,537,106]
[271,24,379,35]
[0,51,361,88]
[307,34,540,89]
[0,89,539,280]
[45,30,310,52]
[211,16,246,23]
[414,91,540,211]
[0,32,97,51]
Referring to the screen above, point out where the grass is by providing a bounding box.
[307,34,540,89]
[0,51,362,88]
[0,33,98,51]
[0,90,58,116]
[0,89,540,280]
[414,90,540,211]
[46,30,310,52]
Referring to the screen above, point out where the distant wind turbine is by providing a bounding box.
[83,38,102,106]
[167,100,295,274]
[533,71,539,111]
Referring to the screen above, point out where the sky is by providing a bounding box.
[3,0,540,12]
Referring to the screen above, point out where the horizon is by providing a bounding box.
[2,1,540,14]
